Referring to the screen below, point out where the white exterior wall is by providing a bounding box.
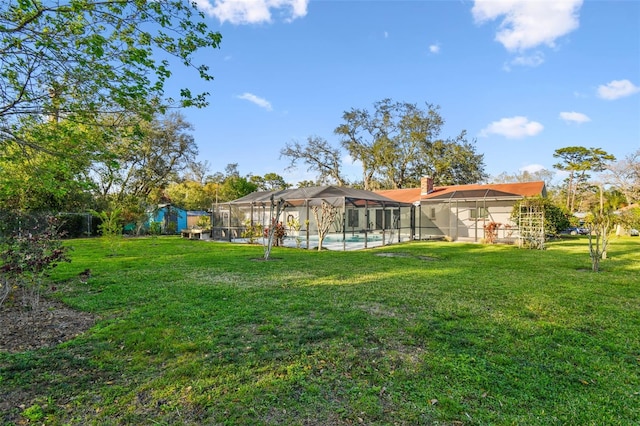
[421,199,520,242]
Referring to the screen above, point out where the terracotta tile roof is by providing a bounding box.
[376,188,422,204]
[377,181,546,203]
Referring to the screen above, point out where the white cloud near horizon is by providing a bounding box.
[237,93,273,111]
[520,164,545,173]
[559,111,591,124]
[472,0,583,52]
[480,116,543,139]
[197,0,308,24]
[597,79,640,100]
[429,43,440,54]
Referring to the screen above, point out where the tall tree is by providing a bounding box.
[553,146,615,212]
[603,148,640,205]
[1,0,221,151]
[334,106,382,190]
[0,121,96,210]
[492,168,555,186]
[280,136,347,186]
[92,112,197,202]
[217,176,257,202]
[311,201,340,251]
[250,173,291,191]
[335,99,486,190]
[296,180,317,188]
[164,180,218,211]
[207,163,258,202]
[423,132,487,186]
[184,160,212,185]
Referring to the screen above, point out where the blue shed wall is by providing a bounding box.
[151,206,187,234]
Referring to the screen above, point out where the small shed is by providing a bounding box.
[186,210,210,229]
[150,204,187,234]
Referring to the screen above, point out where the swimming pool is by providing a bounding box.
[319,234,382,243]
[231,231,407,251]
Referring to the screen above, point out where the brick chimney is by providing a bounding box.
[420,176,434,195]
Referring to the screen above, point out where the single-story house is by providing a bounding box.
[377,177,547,243]
[213,186,413,250]
[214,179,546,250]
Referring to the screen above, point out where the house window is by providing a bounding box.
[470,207,488,219]
[347,209,359,228]
[375,210,392,229]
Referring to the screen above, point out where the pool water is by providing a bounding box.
[316,234,382,243]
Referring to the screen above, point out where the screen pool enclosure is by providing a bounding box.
[211,186,414,251]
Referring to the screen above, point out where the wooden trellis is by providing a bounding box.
[518,200,545,249]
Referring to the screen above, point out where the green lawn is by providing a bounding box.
[1,236,639,425]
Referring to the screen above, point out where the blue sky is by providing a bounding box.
[172,0,640,186]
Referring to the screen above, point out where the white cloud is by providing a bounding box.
[237,93,272,111]
[429,43,440,54]
[193,0,217,17]
[597,79,640,100]
[472,0,583,52]
[199,0,308,24]
[559,111,591,124]
[503,51,545,71]
[511,51,544,67]
[480,116,543,139]
[520,164,545,173]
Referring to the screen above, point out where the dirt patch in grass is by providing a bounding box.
[375,252,439,261]
[0,298,95,353]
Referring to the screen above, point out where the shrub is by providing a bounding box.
[91,208,123,255]
[287,217,302,248]
[196,215,210,229]
[264,220,287,247]
[483,222,501,244]
[511,197,571,236]
[148,220,162,237]
[0,214,70,309]
[241,220,263,244]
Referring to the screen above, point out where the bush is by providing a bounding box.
[91,208,123,255]
[483,222,501,244]
[0,213,70,308]
[241,220,263,244]
[148,220,162,237]
[264,220,287,247]
[511,197,571,236]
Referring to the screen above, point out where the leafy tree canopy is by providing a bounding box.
[92,112,198,203]
[250,172,291,191]
[281,99,487,191]
[0,120,97,210]
[280,136,348,187]
[603,148,640,205]
[1,0,222,150]
[492,168,555,186]
[511,197,571,237]
[553,146,615,212]
[335,99,486,190]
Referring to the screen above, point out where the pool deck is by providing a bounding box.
[229,234,409,251]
